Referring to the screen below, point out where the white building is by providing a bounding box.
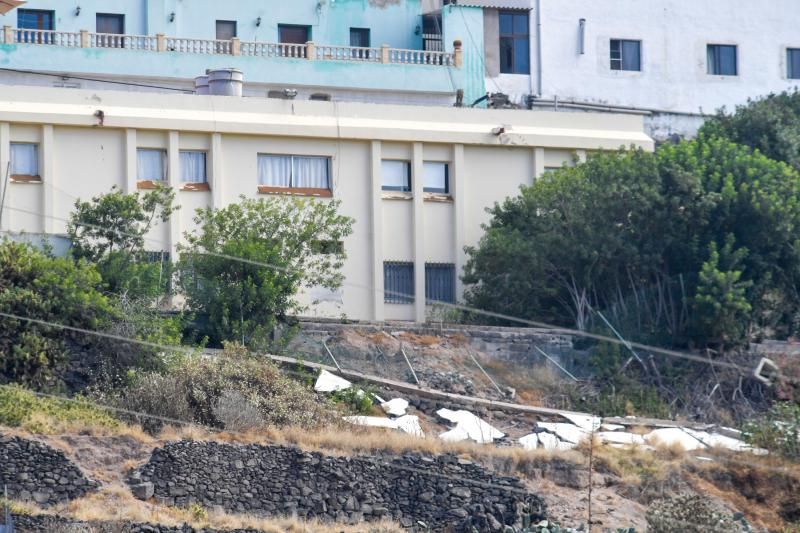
[460,0,800,139]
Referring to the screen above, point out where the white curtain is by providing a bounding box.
[293,156,330,189]
[423,161,448,193]
[381,160,411,191]
[10,143,39,176]
[180,151,207,183]
[258,155,292,187]
[137,149,166,181]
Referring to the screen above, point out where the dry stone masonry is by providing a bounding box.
[0,435,98,506]
[11,514,264,532]
[129,441,546,531]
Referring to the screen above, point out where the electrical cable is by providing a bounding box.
[0,67,194,93]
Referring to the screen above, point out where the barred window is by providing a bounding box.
[425,263,455,304]
[384,262,414,304]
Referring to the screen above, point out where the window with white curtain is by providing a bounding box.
[180,151,207,183]
[381,160,411,192]
[258,154,331,190]
[137,148,167,182]
[10,143,39,177]
[423,161,449,194]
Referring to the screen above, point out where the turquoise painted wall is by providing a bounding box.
[1,0,423,49]
[442,5,486,105]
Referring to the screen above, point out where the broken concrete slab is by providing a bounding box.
[314,370,352,393]
[600,423,626,432]
[519,433,539,450]
[536,422,588,444]
[436,409,504,444]
[644,427,706,450]
[537,432,560,450]
[561,413,602,432]
[381,398,409,417]
[395,415,424,437]
[597,431,646,446]
[343,414,424,438]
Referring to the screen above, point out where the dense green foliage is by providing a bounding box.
[464,135,800,349]
[0,240,116,389]
[701,90,800,173]
[744,402,800,460]
[178,196,353,349]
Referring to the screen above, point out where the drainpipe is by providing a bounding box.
[534,0,543,96]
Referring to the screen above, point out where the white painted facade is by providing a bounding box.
[0,86,651,323]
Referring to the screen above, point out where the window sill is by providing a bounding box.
[137,180,165,190]
[257,186,332,198]
[381,192,413,201]
[181,182,210,192]
[423,192,453,203]
[10,175,42,184]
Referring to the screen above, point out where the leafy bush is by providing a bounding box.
[744,402,800,460]
[647,494,750,532]
[0,384,120,434]
[331,385,375,415]
[113,343,335,433]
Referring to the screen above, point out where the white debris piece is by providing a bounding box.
[597,432,646,446]
[562,413,602,432]
[519,433,539,450]
[381,398,409,417]
[557,440,578,451]
[600,423,626,432]
[343,415,424,438]
[644,427,707,451]
[537,432,560,450]
[536,422,588,444]
[314,370,352,393]
[693,431,757,453]
[436,409,505,444]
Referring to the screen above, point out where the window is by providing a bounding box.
[258,154,331,194]
[384,262,414,304]
[350,28,370,47]
[137,149,167,182]
[425,263,455,304]
[423,162,449,194]
[610,39,641,71]
[216,20,237,40]
[17,9,54,43]
[279,24,310,44]
[96,13,125,34]
[707,44,737,76]
[788,48,800,80]
[382,160,411,192]
[180,151,208,183]
[10,143,39,179]
[499,11,529,74]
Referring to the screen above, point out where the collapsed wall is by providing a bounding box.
[130,441,546,531]
[0,435,99,506]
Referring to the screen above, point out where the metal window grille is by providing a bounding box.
[384,262,414,304]
[425,263,455,304]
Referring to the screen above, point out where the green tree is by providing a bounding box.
[701,90,800,172]
[178,196,353,349]
[67,185,177,299]
[0,241,116,389]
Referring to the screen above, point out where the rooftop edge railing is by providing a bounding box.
[2,26,462,68]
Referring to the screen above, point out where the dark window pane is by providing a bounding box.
[499,13,513,34]
[500,37,514,73]
[216,20,237,40]
[279,24,310,44]
[708,44,737,75]
[514,37,530,73]
[513,13,528,34]
[18,10,53,30]
[97,14,124,34]
[621,40,641,71]
[790,49,800,79]
[350,28,370,48]
[425,263,455,304]
[384,262,415,304]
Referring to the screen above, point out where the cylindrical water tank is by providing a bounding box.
[207,68,244,97]
[194,75,209,95]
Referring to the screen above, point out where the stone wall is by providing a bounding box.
[130,441,546,531]
[11,515,261,532]
[0,436,98,506]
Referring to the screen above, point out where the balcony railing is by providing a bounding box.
[2,26,462,68]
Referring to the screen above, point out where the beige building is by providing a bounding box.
[0,86,651,322]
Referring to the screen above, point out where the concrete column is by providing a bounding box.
[0,122,10,230]
[369,141,384,322]
[533,147,545,179]
[210,133,223,208]
[452,144,466,302]
[41,125,54,234]
[412,142,426,323]
[124,129,137,193]
[167,131,181,257]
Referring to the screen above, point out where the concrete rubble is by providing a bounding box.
[436,408,505,444]
[381,398,409,417]
[313,370,352,393]
[344,415,424,437]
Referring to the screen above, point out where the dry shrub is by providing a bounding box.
[646,493,743,532]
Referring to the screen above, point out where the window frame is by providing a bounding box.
[381,160,412,193]
[96,13,125,35]
[257,153,333,197]
[788,48,800,80]
[179,150,209,189]
[423,161,450,195]
[425,263,456,304]
[17,9,54,30]
[499,10,530,75]
[216,20,238,40]
[278,24,311,44]
[349,27,371,48]
[707,44,738,76]
[136,148,168,185]
[610,39,642,72]
[9,142,41,182]
[384,261,415,304]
